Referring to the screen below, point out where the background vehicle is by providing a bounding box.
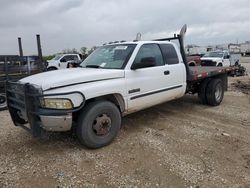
[187,55,201,66]
[47,54,82,71]
[0,55,45,111]
[201,51,241,67]
[6,25,234,148]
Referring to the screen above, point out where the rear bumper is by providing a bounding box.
[5,81,84,137]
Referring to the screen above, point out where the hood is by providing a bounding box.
[47,60,56,63]
[20,68,125,90]
[200,57,222,62]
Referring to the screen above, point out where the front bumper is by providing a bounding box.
[40,114,72,131]
[5,81,85,137]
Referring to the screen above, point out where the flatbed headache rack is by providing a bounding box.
[153,25,234,82]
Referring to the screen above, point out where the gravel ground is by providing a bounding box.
[0,63,250,188]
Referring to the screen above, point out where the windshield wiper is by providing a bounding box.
[85,65,101,68]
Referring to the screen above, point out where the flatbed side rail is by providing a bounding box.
[189,66,235,81]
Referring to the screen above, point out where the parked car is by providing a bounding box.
[47,54,82,71]
[6,25,234,148]
[201,51,240,67]
[187,55,201,66]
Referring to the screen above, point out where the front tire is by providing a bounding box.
[77,101,121,149]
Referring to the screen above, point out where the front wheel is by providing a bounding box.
[0,93,7,111]
[77,101,121,149]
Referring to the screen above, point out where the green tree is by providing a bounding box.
[88,46,97,55]
[43,55,56,61]
[80,47,87,55]
[62,48,79,54]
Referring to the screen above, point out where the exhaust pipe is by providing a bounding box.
[18,37,23,57]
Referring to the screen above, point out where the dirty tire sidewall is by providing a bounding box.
[198,79,210,105]
[206,79,224,106]
[0,93,7,111]
[77,101,121,149]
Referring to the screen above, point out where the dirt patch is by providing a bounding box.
[231,79,250,95]
[0,73,250,187]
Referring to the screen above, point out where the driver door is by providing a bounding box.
[125,43,180,112]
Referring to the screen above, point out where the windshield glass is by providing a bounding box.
[203,52,224,58]
[52,54,63,60]
[81,44,136,69]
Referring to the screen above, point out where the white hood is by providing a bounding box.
[20,68,125,90]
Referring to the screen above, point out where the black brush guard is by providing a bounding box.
[6,81,85,137]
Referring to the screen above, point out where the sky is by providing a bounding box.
[0,0,250,55]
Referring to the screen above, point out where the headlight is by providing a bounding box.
[40,98,73,109]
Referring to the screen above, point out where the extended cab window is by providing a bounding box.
[160,44,179,65]
[133,44,164,67]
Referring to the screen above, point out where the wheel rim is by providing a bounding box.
[92,114,112,136]
[0,94,7,109]
[215,84,222,102]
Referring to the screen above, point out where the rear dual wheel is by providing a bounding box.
[0,93,7,111]
[198,79,224,106]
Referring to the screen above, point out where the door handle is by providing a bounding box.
[164,70,170,75]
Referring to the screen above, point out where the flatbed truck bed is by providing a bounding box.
[189,66,235,81]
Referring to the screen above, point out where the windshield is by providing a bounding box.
[52,54,63,60]
[203,52,224,58]
[81,44,136,69]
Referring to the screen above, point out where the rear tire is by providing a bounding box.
[0,93,7,111]
[206,79,224,106]
[77,101,121,149]
[198,79,210,104]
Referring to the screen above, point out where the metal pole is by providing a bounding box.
[4,57,8,80]
[18,37,23,57]
[36,34,43,71]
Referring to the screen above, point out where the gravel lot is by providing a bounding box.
[0,62,249,188]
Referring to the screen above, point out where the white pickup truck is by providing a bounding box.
[47,54,82,71]
[201,51,240,67]
[6,25,233,148]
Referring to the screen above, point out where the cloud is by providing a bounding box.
[0,0,249,55]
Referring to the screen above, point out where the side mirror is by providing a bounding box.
[224,55,230,59]
[131,57,156,70]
